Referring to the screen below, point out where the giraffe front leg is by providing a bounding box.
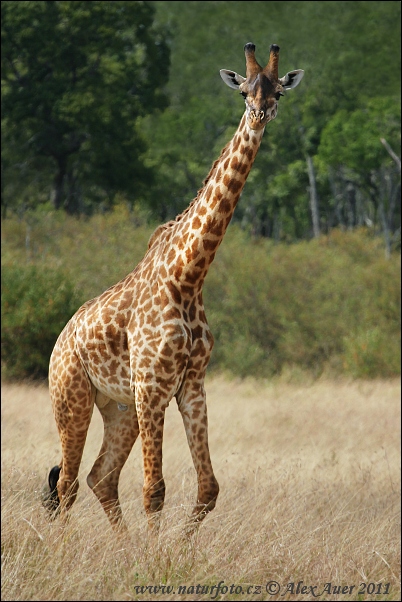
[135,380,168,534]
[176,379,219,529]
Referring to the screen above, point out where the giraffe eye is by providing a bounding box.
[240,91,247,99]
[275,92,282,101]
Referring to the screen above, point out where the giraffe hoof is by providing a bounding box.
[42,466,61,518]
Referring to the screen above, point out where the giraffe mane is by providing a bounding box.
[175,139,231,221]
[147,138,232,250]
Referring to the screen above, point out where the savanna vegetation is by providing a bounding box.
[1,1,401,382]
[1,377,400,601]
[2,210,400,381]
[1,5,401,601]
[2,1,401,240]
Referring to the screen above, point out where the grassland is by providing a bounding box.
[1,376,400,601]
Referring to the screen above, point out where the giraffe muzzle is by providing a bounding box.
[247,108,269,130]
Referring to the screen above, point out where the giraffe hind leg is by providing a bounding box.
[47,340,95,521]
[87,398,139,530]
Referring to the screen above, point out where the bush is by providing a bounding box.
[205,227,401,378]
[343,327,401,378]
[1,263,79,380]
[2,211,400,381]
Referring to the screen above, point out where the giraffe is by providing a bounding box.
[44,43,304,533]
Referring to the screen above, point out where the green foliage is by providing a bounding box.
[1,263,80,380]
[0,203,154,301]
[2,210,399,380]
[318,97,401,173]
[316,96,401,245]
[145,0,401,241]
[1,0,170,215]
[205,227,401,378]
[2,1,400,242]
[343,327,400,379]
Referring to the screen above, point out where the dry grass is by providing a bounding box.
[1,376,400,601]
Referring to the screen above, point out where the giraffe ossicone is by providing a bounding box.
[44,43,303,534]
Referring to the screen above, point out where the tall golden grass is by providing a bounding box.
[1,376,400,601]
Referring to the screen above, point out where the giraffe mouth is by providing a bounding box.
[247,107,275,130]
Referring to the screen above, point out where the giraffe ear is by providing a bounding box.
[220,69,246,90]
[279,69,304,90]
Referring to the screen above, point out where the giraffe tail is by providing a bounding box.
[42,465,61,518]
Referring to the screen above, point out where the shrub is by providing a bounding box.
[343,327,401,378]
[1,263,79,380]
[2,211,400,381]
[205,227,401,378]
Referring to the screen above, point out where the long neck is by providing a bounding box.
[167,112,265,288]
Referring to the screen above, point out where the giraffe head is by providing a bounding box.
[220,43,304,130]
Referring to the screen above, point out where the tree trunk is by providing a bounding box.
[379,198,391,259]
[306,154,320,237]
[52,157,67,210]
[380,138,401,172]
[64,169,81,215]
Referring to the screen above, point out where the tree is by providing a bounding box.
[1,0,170,214]
[317,97,401,253]
[147,1,401,238]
